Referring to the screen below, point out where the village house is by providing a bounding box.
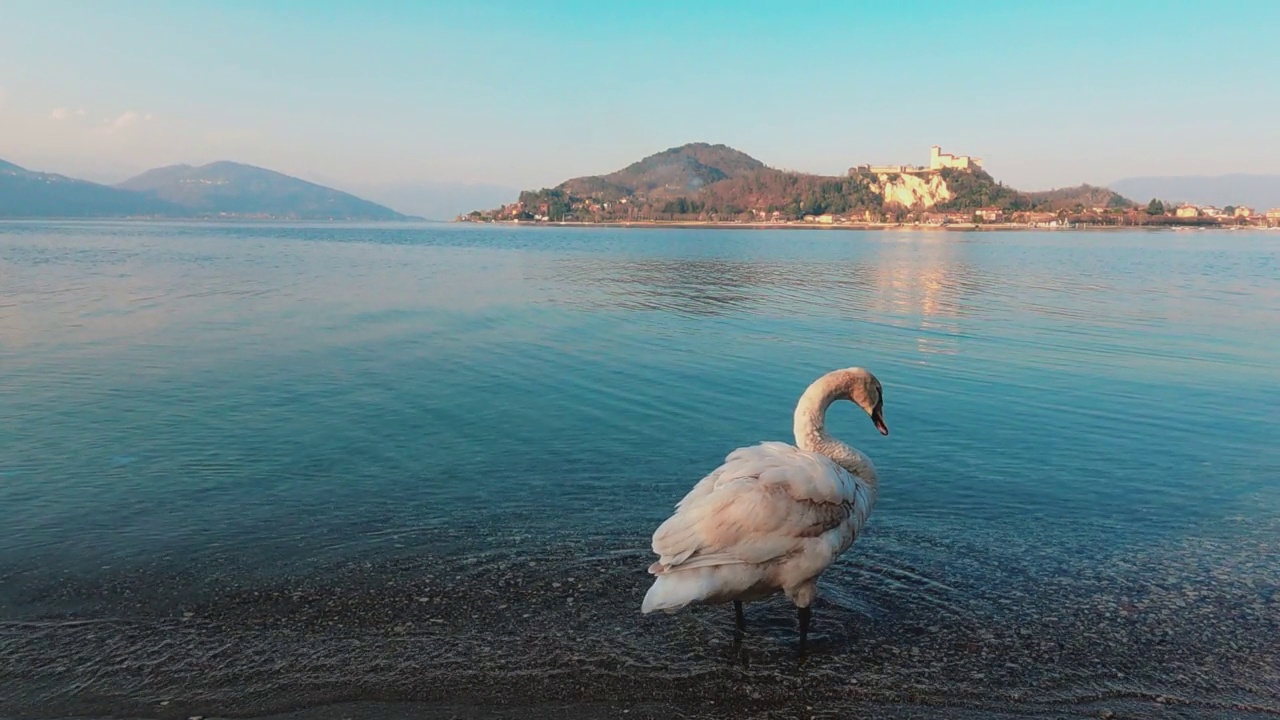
[920,211,975,225]
[1019,211,1059,226]
[1175,205,1200,218]
[1234,206,1254,218]
[976,207,1003,222]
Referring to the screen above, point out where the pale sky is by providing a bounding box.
[2,0,1278,193]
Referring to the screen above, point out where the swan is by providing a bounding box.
[640,367,888,648]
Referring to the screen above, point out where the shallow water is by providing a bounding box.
[1,222,1277,718]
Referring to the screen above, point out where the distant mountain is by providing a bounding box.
[0,159,177,218]
[0,157,420,220]
[118,161,412,220]
[559,143,766,200]
[1111,174,1280,210]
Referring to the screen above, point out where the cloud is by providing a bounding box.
[99,110,153,133]
[108,110,139,130]
[50,107,87,121]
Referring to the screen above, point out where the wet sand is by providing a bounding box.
[3,522,1276,719]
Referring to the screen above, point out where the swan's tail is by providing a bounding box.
[645,563,767,612]
[641,571,716,614]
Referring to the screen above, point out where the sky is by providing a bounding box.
[2,0,1278,204]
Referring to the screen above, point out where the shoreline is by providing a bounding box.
[457,219,1278,233]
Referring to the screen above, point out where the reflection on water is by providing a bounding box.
[1,222,1278,718]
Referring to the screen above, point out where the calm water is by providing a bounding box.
[1,222,1277,719]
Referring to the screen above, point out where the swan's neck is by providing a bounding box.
[793,378,878,484]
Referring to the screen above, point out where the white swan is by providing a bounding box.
[641,367,888,648]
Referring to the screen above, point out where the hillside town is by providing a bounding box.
[460,145,1280,230]
[464,192,1280,230]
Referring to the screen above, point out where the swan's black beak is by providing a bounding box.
[871,401,888,436]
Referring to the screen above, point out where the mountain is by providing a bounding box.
[0,159,177,218]
[559,143,767,200]
[118,161,411,220]
[0,157,419,220]
[1110,174,1280,210]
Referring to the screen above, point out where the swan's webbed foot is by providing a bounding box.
[733,600,746,632]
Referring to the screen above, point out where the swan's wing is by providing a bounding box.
[649,442,863,573]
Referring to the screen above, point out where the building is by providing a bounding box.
[1019,211,1060,226]
[921,211,977,225]
[976,207,1003,222]
[850,163,918,174]
[1175,205,1200,218]
[930,145,983,171]
[1266,208,1280,220]
[850,146,983,176]
[1234,206,1254,218]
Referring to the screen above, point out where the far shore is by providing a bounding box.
[457,219,1278,233]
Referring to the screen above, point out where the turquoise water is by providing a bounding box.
[1,222,1277,718]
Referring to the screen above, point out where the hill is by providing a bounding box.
[469,143,1136,222]
[559,143,766,200]
[1024,184,1134,211]
[118,161,411,220]
[0,160,177,218]
[1111,174,1280,210]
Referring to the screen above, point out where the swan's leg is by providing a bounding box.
[798,606,812,649]
[786,582,817,654]
[733,600,745,631]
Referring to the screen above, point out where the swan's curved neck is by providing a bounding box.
[793,376,877,483]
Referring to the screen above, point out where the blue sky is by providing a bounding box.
[2,0,1277,194]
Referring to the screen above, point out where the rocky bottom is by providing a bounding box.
[1,521,1276,720]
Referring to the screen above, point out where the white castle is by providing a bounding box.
[929,145,982,171]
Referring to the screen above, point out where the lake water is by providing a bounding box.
[1,222,1277,719]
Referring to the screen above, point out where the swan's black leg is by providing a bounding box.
[733,600,746,632]
[798,606,812,651]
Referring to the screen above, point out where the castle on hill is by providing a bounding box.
[849,145,982,175]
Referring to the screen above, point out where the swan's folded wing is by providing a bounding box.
[650,442,859,573]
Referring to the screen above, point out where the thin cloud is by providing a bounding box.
[50,107,79,121]
[100,110,153,133]
[107,110,139,130]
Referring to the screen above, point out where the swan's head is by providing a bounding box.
[839,367,888,436]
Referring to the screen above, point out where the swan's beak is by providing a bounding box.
[871,402,888,436]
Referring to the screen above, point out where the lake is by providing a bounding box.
[1,222,1277,719]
